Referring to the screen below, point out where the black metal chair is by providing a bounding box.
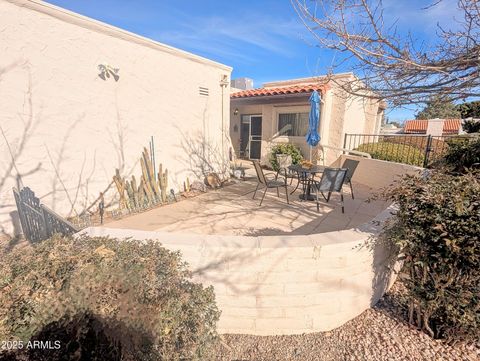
[252,161,289,206]
[312,167,348,213]
[276,154,298,185]
[275,154,305,194]
[341,159,360,199]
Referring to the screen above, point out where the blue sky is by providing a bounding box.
[45,0,461,122]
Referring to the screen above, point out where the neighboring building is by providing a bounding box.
[0,0,232,235]
[403,119,462,136]
[380,123,402,135]
[230,74,386,165]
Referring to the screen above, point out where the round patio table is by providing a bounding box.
[288,164,326,201]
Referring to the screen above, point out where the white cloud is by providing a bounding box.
[151,11,308,63]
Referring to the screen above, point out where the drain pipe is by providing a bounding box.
[220,75,230,177]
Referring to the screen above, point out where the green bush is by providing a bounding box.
[442,136,480,173]
[462,119,480,133]
[355,142,424,166]
[269,143,303,171]
[0,235,219,360]
[381,171,480,344]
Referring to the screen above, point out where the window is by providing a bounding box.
[278,112,309,136]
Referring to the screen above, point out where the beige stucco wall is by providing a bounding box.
[335,155,423,189]
[0,0,232,235]
[84,158,422,335]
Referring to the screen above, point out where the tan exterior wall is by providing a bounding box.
[324,89,347,164]
[342,97,382,140]
[84,158,422,335]
[0,0,232,235]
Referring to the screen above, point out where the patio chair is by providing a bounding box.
[341,159,360,199]
[252,160,289,206]
[276,154,299,185]
[312,167,348,213]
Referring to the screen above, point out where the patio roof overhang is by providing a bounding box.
[231,92,312,105]
[230,84,329,105]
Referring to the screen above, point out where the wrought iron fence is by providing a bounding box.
[343,133,465,168]
[13,187,79,242]
[13,185,183,242]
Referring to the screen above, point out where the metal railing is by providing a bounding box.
[13,187,79,242]
[343,133,465,168]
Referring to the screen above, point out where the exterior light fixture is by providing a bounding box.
[234,108,239,115]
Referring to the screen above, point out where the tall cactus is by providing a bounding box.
[141,147,160,203]
[158,163,168,203]
[131,175,139,208]
[112,147,171,211]
[113,168,127,209]
[125,178,135,209]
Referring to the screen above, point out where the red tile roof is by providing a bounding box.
[404,120,427,133]
[404,119,461,134]
[443,119,462,134]
[231,84,329,99]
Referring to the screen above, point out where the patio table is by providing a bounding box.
[288,164,326,201]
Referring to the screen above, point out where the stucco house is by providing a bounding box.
[230,74,386,165]
[0,0,231,235]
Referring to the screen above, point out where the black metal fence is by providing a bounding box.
[13,187,79,242]
[343,133,463,168]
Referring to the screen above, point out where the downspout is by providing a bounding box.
[220,75,230,177]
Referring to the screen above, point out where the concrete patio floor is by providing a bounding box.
[104,172,391,236]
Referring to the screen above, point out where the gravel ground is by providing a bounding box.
[213,284,479,361]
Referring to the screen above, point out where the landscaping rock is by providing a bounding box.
[190,180,207,192]
[213,282,479,361]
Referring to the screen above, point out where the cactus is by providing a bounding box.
[112,147,170,211]
[125,179,134,209]
[131,175,139,208]
[141,147,160,203]
[113,168,127,209]
[158,163,168,203]
[186,177,190,192]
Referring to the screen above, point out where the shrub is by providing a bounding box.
[355,142,424,166]
[462,119,480,133]
[381,171,480,344]
[0,235,219,360]
[269,143,303,172]
[442,136,480,173]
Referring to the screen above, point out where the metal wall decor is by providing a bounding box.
[98,64,120,81]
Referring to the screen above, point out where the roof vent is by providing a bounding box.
[199,86,209,96]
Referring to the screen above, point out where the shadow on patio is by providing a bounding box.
[104,169,390,236]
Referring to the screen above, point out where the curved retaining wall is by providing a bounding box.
[82,158,421,335]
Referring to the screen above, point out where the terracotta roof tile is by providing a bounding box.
[404,120,428,133]
[443,119,462,134]
[403,119,461,134]
[231,84,329,99]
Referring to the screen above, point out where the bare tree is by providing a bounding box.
[292,0,480,106]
